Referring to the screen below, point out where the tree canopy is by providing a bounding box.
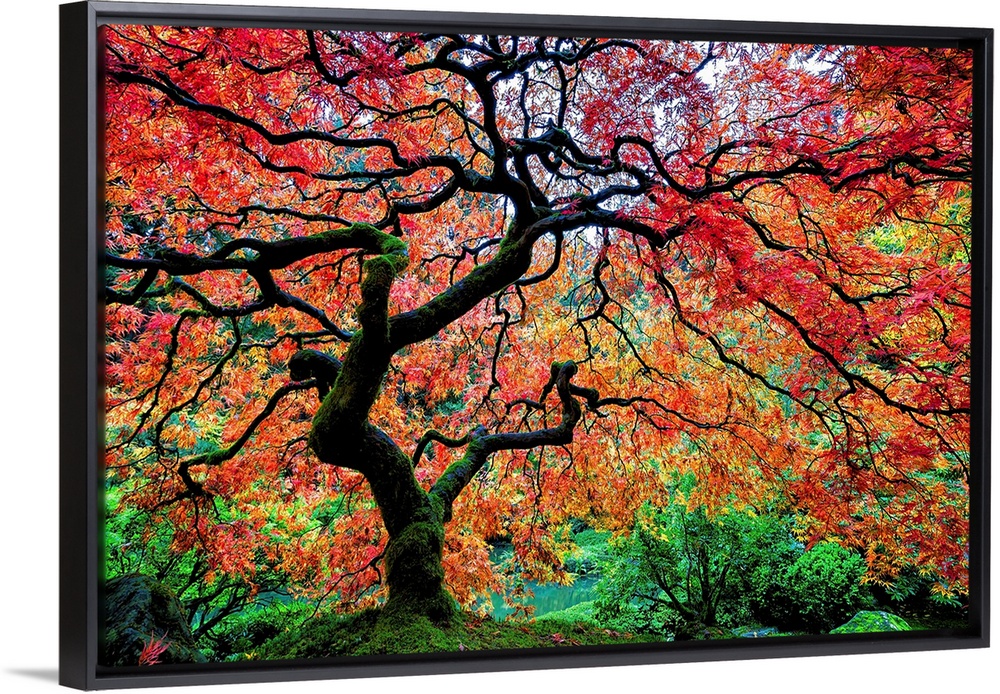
[103,25,972,623]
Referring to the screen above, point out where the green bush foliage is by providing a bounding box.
[720,512,803,627]
[563,529,611,575]
[534,600,599,626]
[592,492,801,637]
[105,486,302,661]
[770,542,872,631]
[202,600,315,661]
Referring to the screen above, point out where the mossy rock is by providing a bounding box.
[830,610,911,634]
[103,574,207,666]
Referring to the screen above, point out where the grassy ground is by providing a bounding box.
[258,608,665,660]
[893,605,969,631]
[239,601,966,662]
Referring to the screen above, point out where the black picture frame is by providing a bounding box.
[59,1,992,689]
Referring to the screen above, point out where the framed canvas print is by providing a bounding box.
[59,0,991,689]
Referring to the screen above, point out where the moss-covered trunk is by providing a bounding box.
[311,416,457,623]
[362,425,456,622]
[381,516,454,622]
[301,229,464,624]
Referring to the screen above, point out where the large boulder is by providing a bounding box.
[830,610,911,634]
[103,574,207,666]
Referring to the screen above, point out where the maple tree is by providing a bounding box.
[103,25,972,633]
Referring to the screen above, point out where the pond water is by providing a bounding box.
[488,573,600,620]
[484,542,602,620]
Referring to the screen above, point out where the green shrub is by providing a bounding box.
[592,497,800,637]
[869,564,965,612]
[534,600,599,626]
[592,548,672,635]
[720,512,803,627]
[563,529,611,575]
[203,600,315,661]
[771,542,872,631]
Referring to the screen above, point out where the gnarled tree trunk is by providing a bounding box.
[286,224,592,624]
[355,426,456,622]
[300,342,587,622]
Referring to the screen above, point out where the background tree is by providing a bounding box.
[103,27,972,626]
[592,491,802,638]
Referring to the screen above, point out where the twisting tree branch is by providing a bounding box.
[174,380,317,499]
[429,361,584,521]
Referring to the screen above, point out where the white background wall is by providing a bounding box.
[1,1,994,692]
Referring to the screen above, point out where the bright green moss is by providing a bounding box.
[830,610,911,634]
